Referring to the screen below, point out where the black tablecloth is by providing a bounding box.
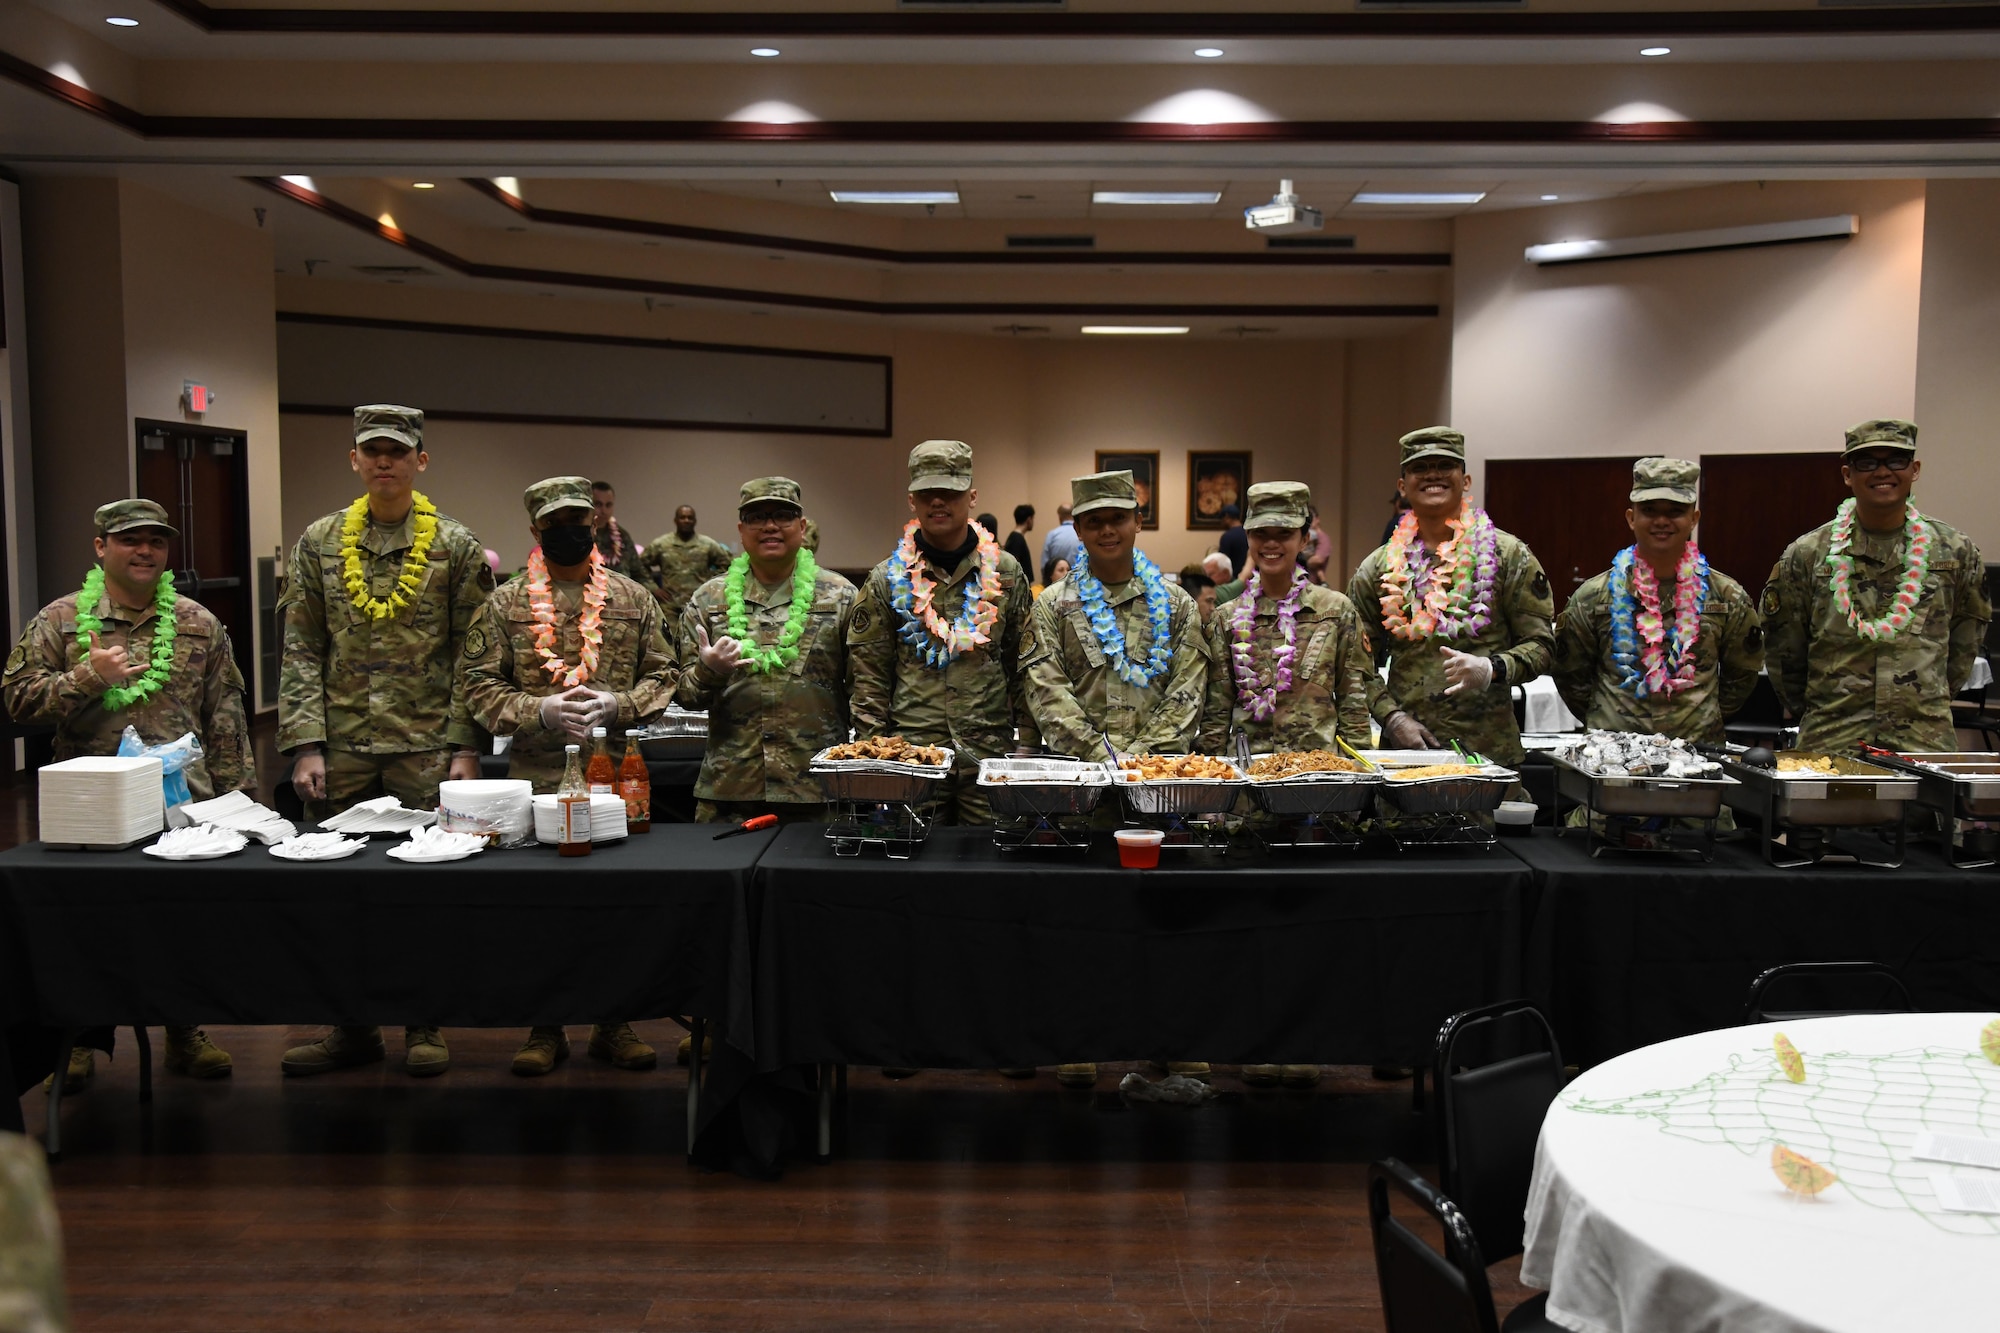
[746,824,1532,1070]
[0,824,772,1031]
[1513,832,2000,1067]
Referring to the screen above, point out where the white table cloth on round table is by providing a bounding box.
[1522,1012,2000,1333]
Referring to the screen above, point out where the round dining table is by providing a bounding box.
[1521,1012,2000,1333]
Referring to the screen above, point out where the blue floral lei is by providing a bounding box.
[888,549,987,668]
[1608,546,1708,698]
[1073,550,1175,687]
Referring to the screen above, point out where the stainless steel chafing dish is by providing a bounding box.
[1720,752,1919,867]
[1548,754,1737,821]
[1867,752,2000,868]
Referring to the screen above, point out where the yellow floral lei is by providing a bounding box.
[340,491,438,620]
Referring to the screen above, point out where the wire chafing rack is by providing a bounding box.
[811,747,954,859]
[1244,763,1380,853]
[1115,757,1247,851]
[979,757,1111,853]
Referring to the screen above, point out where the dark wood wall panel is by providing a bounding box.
[1698,452,1850,593]
[1483,457,1642,613]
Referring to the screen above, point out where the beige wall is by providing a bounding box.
[1342,320,1453,577]
[1450,181,1926,490]
[1914,179,2000,561]
[21,176,282,704]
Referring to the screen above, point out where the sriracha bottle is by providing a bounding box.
[586,726,617,796]
[619,730,651,833]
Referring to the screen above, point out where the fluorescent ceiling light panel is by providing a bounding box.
[1194,47,1225,58]
[279,174,316,190]
[751,47,780,57]
[105,16,139,26]
[1081,326,1190,335]
[1639,46,1672,56]
[1526,214,1859,266]
[1092,191,1222,205]
[830,190,960,204]
[1352,192,1487,206]
[412,181,436,189]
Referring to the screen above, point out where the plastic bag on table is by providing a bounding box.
[117,727,204,809]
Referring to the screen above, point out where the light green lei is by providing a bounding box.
[724,550,818,674]
[74,565,178,710]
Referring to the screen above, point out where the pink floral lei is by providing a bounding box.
[527,544,609,688]
[1378,499,1498,642]
[1229,568,1305,722]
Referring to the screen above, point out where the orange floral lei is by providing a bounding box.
[526,544,609,688]
[889,520,1003,666]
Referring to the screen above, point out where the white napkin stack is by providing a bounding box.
[320,795,438,836]
[39,755,164,847]
[170,790,297,844]
[532,793,629,844]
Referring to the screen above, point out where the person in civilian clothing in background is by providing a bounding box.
[1004,504,1036,577]
[1216,504,1248,578]
[1039,503,1079,576]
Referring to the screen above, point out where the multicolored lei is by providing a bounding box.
[1609,542,1708,698]
[1229,568,1304,722]
[887,520,1002,668]
[1378,499,1499,642]
[1826,498,1931,642]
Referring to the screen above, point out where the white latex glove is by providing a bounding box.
[573,688,619,736]
[1440,646,1495,696]
[538,686,601,739]
[694,623,743,677]
[1380,711,1441,750]
[538,693,570,732]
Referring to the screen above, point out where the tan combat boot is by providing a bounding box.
[281,1026,386,1077]
[511,1027,569,1077]
[675,1032,714,1066]
[1055,1063,1099,1088]
[42,1046,94,1094]
[1241,1064,1282,1087]
[587,1023,656,1070]
[1152,1061,1212,1082]
[163,1026,233,1078]
[1279,1064,1323,1089]
[404,1027,451,1077]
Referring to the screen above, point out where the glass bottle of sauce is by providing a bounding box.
[586,725,617,796]
[557,743,592,857]
[618,729,651,834]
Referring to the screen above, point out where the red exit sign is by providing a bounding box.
[183,381,210,413]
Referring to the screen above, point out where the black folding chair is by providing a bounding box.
[1743,961,1914,1025]
[1369,1158,1561,1333]
[45,1025,152,1161]
[1431,1000,1564,1332]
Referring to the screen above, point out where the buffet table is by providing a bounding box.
[1514,833,2000,1067]
[1523,1013,2000,1333]
[746,824,1533,1072]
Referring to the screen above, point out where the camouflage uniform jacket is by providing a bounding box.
[460,568,681,791]
[847,543,1038,768]
[2,587,255,801]
[1021,572,1210,757]
[1762,513,1990,753]
[1552,563,1764,745]
[644,532,734,616]
[1347,527,1556,766]
[278,506,495,754]
[0,1132,68,1333]
[675,565,857,804]
[593,520,650,586]
[1197,583,1375,754]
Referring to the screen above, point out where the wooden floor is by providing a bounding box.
[7,726,1538,1331]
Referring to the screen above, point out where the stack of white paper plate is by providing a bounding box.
[39,755,164,848]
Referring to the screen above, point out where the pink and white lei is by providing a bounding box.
[1229,569,1305,722]
[526,544,609,688]
[1827,498,1931,642]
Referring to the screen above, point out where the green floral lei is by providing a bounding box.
[74,565,178,710]
[724,550,818,674]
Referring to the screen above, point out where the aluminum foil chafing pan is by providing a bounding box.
[1374,764,1518,816]
[811,746,955,804]
[1719,753,1917,826]
[1549,754,1737,818]
[1245,757,1383,817]
[978,757,1113,817]
[636,709,709,760]
[1115,756,1248,817]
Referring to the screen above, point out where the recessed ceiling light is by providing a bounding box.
[1194,47,1224,58]
[1092,191,1222,205]
[412,181,436,190]
[829,190,959,204]
[1351,191,1488,206]
[105,16,138,26]
[751,47,780,58]
[1640,46,1671,57]
[1081,326,1190,336]
[1541,194,1559,201]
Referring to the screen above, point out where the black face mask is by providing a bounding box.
[540,523,595,567]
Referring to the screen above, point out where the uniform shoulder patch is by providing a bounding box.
[1745,625,1764,652]
[1531,570,1551,601]
[462,624,489,661]
[1760,584,1781,617]
[3,642,25,677]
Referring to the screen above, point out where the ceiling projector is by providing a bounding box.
[1244,180,1323,237]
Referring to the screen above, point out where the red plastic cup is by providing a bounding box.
[1115,828,1165,869]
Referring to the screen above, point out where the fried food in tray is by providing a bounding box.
[821,737,949,767]
[1247,750,1369,780]
[1117,754,1243,782]
[1775,753,1840,776]
[1385,763,1481,781]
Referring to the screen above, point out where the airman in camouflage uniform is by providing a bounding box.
[3,498,249,1085]
[0,1131,68,1332]
[588,480,651,585]
[1346,428,1556,767]
[462,477,679,1077]
[847,441,1036,825]
[277,404,494,1081]
[642,505,734,619]
[1021,471,1211,761]
[1553,458,1765,744]
[676,477,856,822]
[1763,419,1990,753]
[1198,482,1374,756]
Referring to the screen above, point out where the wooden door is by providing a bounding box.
[1482,458,1642,613]
[135,419,254,685]
[1696,453,1849,595]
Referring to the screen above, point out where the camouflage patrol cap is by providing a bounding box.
[523,476,595,523]
[1071,470,1138,517]
[908,440,973,493]
[1399,426,1466,468]
[1843,418,1918,457]
[353,403,424,450]
[1243,481,1313,530]
[1630,457,1700,505]
[94,498,178,539]
[739,477,803,514]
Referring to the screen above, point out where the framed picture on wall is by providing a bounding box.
[1094,450,1160,530]
[1186,451,1252,530]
